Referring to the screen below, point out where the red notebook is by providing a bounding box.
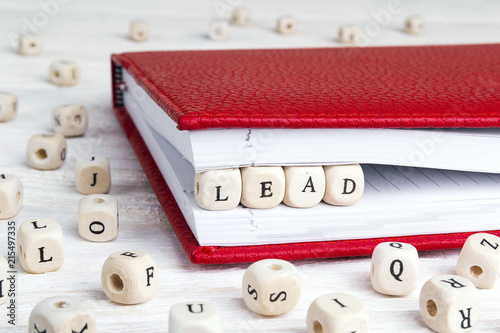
[111,44,500,264]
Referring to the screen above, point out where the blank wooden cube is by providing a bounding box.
[27,133,67,170]
[209,21,228,41]
[194,168,241,211]
[283,166,325,208]
[169,302,221,333]
[306,293,370,333]
[404,15,425,35]
[419,275,481,333]
[101,250,158,304]
[18,34,43,56]
[371,242,419,296]
[338,26,360,44]
[242,259,301,316]
[231,8,251,26]
[78,194,118,242]
[0,174,23,219]
[74,155,111,195]
[18,219,64,274]
[0,92,18,122]
[29,296,95,333]
[52,104,89,137]
[49,60,80,86]
[277,16,297,34]
[323,164,364,206]
[241,167,285,209]
[130,20,149,42]
[0,255,6,305]
[456,233,500,289]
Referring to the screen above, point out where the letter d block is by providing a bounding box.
[241,167,285,209]
[18,219,64,274]
[78,194,118,242]
[419,275,481,333]
[101,251,158,304]
[323,164,364,206]
[0,255,7,305]
[194,168,242,211]
[74,155,111,195]
[169,302,221,333]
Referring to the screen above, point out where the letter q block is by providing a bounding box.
[194,168,241,211]
[78,194,118,242]
[52,104,89,137]
[49,60,80,86]
[0,92,18,122]
[27,133,67,170]
[0,174,23,220]
[169,302,221,333]
[241,167,285,209]
[323,164,364,206]
[74,155,111,194]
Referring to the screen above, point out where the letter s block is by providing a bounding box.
[194,168,241,211]
[169,302,221,333]
[18,219,64,274]
[74,155,111,195]
[323,164,364,206]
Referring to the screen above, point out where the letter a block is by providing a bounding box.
[0,255,6,305]
[241,167,285,209]
[283,166,326,208]
[323,164,364,206]
[169,302,221,333]
[101,251,158,304]
[18,219,64,274]
[74,155,111,195]
[194,168,242,211]
[419,275,481,333]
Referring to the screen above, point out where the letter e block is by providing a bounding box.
[323,164,364,206]
[74,155,111,195]
[169,302,221,333]
[241,167,285,209]
[283,166,325,208]
[78,194,118,242]
[194,168,241,211]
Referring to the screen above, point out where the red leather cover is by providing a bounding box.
[112,44,500,131]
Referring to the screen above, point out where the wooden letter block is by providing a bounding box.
[241,167,285,209]
[209,21,229,41]
[27,133,67,170]
[49,60,80,86]
[323,164,364,206]
[404,15,425,35]
[101,251,158,304]
[52,104,89,137]
[283,166,325,208]
[231,8,251,26]
[29,296,95,333]
[18,34,43,56]
[0,92,18,122]
[242,259,301,316]
[420,275,481,333]
[338,26,360,44]
[0,255,6,305]
[130,20,149,42]
[78,194,118,242]
[456,233,500,289]
[18,219,64,274]
[371,242,419,296]
[0,174,23,219]
[277,16,297,34]
[169,302,221,333]
[194,168,241,211]
[74,155,111,195]
[306,293,370,333]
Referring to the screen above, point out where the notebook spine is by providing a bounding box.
[111,61,125,108]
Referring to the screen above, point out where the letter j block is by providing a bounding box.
[194,168,241,211]
[74,155,111,195]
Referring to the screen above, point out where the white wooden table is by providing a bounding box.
[1,0,500,331]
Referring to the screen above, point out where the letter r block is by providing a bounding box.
[194,168,241,211]
[323,164,364,206]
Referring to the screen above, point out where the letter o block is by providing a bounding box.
[78,194,118,242]
[169,302,221,333]
[283,166,326,208]
[29,296,95,333]
[241,167,285,209]
[242,259,301,316]
[0,174,23,219]
[74,155,111,194]
[101,251,158,304]
[27,133,67,170]
[18,219,64,274]
[419,275,481,333]
[0,92,18,122]
[0,255,7,305]
[456,233,500,289]
[306,293,370,333]
[52,104,89,137]
[194,168,242,211]
[49,60,80,86]
[323,164,364,206]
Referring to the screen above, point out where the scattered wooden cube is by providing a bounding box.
[283,166,325,208]
[242,259,301,316]
[419,275,481,333]
[18,34,43,56]
[74,155,111,195]
[78,194,118,242]
[323,164,364,206]
[101,250,158,304]
[18,219,64,274]
[49,60,80,86]
[456,233,500,289]
[29,296,95,333]
[169,302,221,333]
[371,242,419,296]
[404,15,425,35]
[231,8,251,26]
[27,133,67,170]
[0,174,23,220]
[240,166,285,209]
[0,255,6,305]
[194,168,241,211]
[209,21,229,41]
[307,293,370,333]
[130,20,149,42]
[277,16,297,34]
[52,104,89,137]
[0,92,18,122]
[338,25,360,44]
